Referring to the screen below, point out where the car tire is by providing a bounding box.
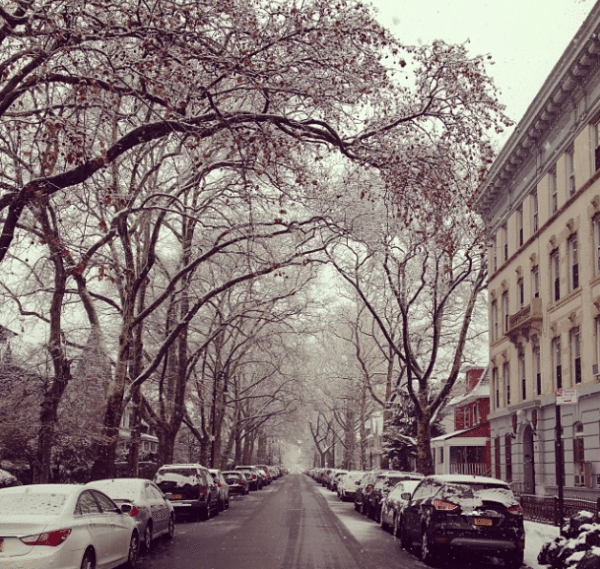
[125,531,140,568]
[142,522,152,551]
[167,515,175,540]
[380,510,388,531]
[420,526,438,567]
[504,551,524,569]
[80,549,95,569]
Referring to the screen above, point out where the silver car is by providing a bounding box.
[86,478,175,551]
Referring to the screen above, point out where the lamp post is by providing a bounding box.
[211,370,227,468]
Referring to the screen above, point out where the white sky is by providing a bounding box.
[369,0,596,136]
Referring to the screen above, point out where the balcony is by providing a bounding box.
[505,297,543,346]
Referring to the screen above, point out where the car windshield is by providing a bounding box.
[0,492,67,515]
[155,469,198,484]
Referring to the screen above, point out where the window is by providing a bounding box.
[533,344,542,395]
[503,361,511,405]
[517,205,523,247]
[492,367,499,408]
[594,121,600,171]
[551,249,560,302]
[574,423,585,486]
[473,402,479,425]
[505,434,513,482]
[517,278,524,308]
[495,437,501,479]
[553,336,562,389]
[439,447,444,464]
[491,300,499,342]
[531,191,539,233]
[519,352,526,401]
[596,317,600,367]
[491,236,498,272]
[549,166,558,215]
[594,215,600,275]
[502,291,509,333]
[531,266,540,298]
[571,328,581,385]
[502,224,508,262]
[569,235,579,290]
[567,145,576,196]
[76,491,101,515]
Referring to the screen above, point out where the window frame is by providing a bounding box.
[553,336,562,389]
[549,166,558,215]
[594,215,600,276]
[502,291,509,333]
[533,344,542,395]
[567,145,576,196]
[551,249,560,302]
[571,327,581,385]
[502,224,508,262]
[569,234,579,291]
[531,265,540,299]
[517,277,524,309]
[517,205,523,247]
[491,300,499,343]
[531,191,539,233]
[519,351,526,401]
[503,361,510,406]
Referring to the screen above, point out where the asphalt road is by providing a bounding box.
[139,473,513,569]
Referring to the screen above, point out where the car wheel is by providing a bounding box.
[167,515,175,540]
[420,526,438,567]
[125,531,140,568]
[217,498,223,512]
[504,551,524,569]
[142,522,152,551]
[80,549,95,569]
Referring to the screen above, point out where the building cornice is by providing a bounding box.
[474,3,600,220]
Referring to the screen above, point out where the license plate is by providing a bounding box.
[172,494,182,499]
[475,518,492,526]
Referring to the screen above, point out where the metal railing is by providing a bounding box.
[518,494,600,525]
[449,463,491,476]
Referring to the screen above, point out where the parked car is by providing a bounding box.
[400,474,525,569]
[330,470,348,493]
[154,463,219,521]
[365,471,424,522]
[254,464,272,484]
[208,469,230,511]
[222,470,250,495]
[235,466,263,490]
[0,483,139,569]
[86,477,175,550]
[354,470,382,514]
[379,478,421,536]
[0,468,20,488]
[337,470,364,502]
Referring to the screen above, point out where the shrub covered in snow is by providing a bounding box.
[0,468,20,488]
[538,511,600,569]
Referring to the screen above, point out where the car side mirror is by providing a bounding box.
[400,492,412,501]
[355,481,360,485]
[164,492,173,499]
[120,503,133,514]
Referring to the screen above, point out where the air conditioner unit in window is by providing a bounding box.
[593,363,600,377]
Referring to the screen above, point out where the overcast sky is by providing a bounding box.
[369,0,596,137]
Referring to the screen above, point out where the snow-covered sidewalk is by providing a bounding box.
[524,520,560,568]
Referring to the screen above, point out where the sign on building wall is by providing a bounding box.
[556,388,578,406]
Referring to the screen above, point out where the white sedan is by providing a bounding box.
[0,483,139,569]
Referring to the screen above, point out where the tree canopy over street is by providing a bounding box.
[0,0,508,481]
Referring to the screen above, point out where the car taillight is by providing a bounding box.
[217,482,222,487]
[21,529,72,546]
[129,506,141,518]
[432,499,459,511]
[507,504,523,515]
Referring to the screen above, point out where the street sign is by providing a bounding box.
[556,388,578,405]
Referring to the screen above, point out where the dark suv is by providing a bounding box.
[154,463,219,521]
[400,474,524,568]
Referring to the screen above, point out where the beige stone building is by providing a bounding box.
[475,2,600,498]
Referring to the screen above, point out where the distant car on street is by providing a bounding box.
[235,466,263,490]
[208,469,230,511]
[86,477,175,550]
[337,470,364,502]
[154,463,219,521]
[222,470,250,495]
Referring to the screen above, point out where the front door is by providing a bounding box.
[523,425,535,494]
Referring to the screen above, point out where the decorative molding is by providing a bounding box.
[566,218,575,232]
[549,235,557,248]
[530,252,537,265]
[594,296,600,313]
[550,322,558,335]
[591,194,600,212]
[501,280,508,291]
[568,311,578,325]
[515,265,522,278]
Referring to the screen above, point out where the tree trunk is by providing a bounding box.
[416,403,434,475]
